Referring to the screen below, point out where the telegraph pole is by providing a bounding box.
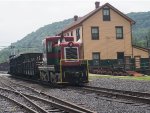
[146,36,150,70]
[10,45,15,55]
[148,47,150,71]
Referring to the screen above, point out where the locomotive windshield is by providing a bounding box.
[64,47,79,59]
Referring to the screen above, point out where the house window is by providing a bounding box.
[103,7,110,21]
[91,27,99,40]
[76,28,80,41]
[116,26,123,39]
[92,52,100,66]
[117,52,124,64]
[67,33,69,36]
[71,31,73,36]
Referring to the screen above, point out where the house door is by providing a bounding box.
[134,56,141,69]
[117,52,124,64]
[124,56,131,70]
[92,52,100,66]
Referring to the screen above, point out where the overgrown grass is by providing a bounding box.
[89,74,150,81]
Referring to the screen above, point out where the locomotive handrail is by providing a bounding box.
[60,59,89,64]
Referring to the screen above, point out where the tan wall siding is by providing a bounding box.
[82,8,133,60]
[133,47,149,58]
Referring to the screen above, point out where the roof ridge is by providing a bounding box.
[57,2,135,35]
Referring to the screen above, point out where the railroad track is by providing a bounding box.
[79,85,150,104]
[0,76,96,113]
[0,92,35,113]
[0,87,45,113]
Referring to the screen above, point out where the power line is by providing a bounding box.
[0,46,42,48]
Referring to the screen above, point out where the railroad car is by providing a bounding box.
[9,36,89,84]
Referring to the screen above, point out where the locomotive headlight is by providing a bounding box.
[68,42,74,47]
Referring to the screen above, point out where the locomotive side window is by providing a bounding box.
[47,41,52,53]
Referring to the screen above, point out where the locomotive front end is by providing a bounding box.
[39,36,88,85]
[60,41,89,84]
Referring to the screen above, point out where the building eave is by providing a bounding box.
[132,45,149,52]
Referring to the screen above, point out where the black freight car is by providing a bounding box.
[9,53,42,79]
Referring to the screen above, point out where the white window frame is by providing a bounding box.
[64,47,79,62]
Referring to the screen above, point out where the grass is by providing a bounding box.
[89,74,150,81]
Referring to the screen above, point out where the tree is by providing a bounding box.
[146,29,150,48]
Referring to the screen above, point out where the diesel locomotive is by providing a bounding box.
[9,36,89,84]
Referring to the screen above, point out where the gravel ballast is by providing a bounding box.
[43,88,150,113]
[1,74,150,113]
[87,77,150,92]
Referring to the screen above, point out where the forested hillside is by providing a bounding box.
[0,11,150,63]
[128,11,150,47]
[11,18,73,50]
[0,19,73,63]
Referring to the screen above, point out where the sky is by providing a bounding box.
[0,0,150,49]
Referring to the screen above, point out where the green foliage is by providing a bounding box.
[127,11,150,47]
[11,18,73,48]
[0,48,11,63]
[0,18,73,63]
[89,74,150,81]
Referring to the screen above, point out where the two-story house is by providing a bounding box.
[57,2,149,67]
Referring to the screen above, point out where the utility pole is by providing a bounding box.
[146,36,150,70]
[10,45,15,55]
[148,47,150,71]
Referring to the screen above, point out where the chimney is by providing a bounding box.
[95,1,100,9]
[74,15,78,21]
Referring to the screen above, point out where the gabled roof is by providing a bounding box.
[58,3,135,35]
[133,45,149,52]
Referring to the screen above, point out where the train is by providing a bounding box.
[9,36,89,85]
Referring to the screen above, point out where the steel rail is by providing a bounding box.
[0,82,50,113]
[1,76,96,113]
[23,93,88,113]
[0,87,38,113]
[82,85,150,104]
[84,85,150,97]
[0,87,85,113]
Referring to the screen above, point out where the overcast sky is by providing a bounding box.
[0,0,150,48]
